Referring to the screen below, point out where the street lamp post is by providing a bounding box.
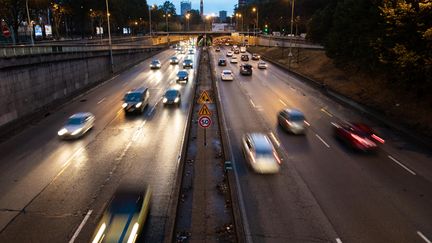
[252,7,259,37]
[25,0,34,45]
[164,13,171,32]
[186,13,190,31]
[105,0,113,73]
[149,5,155,36]
[288,0,295,70]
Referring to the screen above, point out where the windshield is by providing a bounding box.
[67,117,84,125]
[152,60,160,64]
[108,193,142,214]
[165,90,179,98]
[223,71,232,75]
[289,113,305,122]
[124,93,142,102]
[178,71,188,76]
[255,146,273,157]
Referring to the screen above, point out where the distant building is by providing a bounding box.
[238,0,247,7]
[200,0,204,18]
[180,1,192,16]
[219,11,227,22]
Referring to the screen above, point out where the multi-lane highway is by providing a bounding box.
[211,46,432,243]
[0,46,198,242]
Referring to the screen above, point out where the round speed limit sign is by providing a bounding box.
[198,115,212,128]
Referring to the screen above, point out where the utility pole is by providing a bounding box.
[105,0,113,73]
[288,0,295,70]
[25,0,34,45]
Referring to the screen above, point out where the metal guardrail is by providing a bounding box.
[0,44,162,58]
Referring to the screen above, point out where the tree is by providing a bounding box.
[159,1,176,15]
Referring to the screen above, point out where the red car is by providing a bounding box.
[333,122,385,151]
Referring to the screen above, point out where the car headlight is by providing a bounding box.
[71,128,82,136]
[122,103,128,108]
[57,128,67,136]
[163,97,168,103]
[135,102,142,108]
[174,97,180,103]
[127,223,139,243]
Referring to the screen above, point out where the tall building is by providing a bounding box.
[238,0,247,7]
[219,11,227,22]
[200,0,203,18]
[180,1,191,16]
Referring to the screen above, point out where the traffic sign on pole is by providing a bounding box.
[198,115,212,128]
[198,90,213,104]
[198,104,212,116]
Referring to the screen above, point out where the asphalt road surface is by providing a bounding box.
[0,46,197,242]
[211,46,432,243]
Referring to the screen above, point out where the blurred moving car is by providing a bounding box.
[183,59,193,68]
[240,46,246,53]
[176,70,189,83]
[241,54,249,61]
[122,87,149,114]
[218,58,227,66]
[170,56,179,64]
[230,56,238,64]
[240,64,253,75]
[221,70,234,81]
[150,59,161,69]
[188,49,194,54]
[226,51,233,57]
[278,109,307,134]
[257,61,267,69]
[58,112,95,139]
[234,49,240,54]
[241,133,281,174]
[252,53,260,60]
[163,88,181,106]
[91,185,152,243]
[215,46,221,52]
[333,122,385,151]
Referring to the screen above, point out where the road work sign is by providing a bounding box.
[198,104,212,116]
[198,90,213,104]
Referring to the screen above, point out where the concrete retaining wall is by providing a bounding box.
[0,47,162,135]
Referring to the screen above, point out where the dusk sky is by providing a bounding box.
[147,0,236,16]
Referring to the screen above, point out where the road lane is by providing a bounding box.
[212,46,432,242]
[0,44,198,242]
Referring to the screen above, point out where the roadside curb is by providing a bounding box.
[254,51,432,149]
[208,48,246,243]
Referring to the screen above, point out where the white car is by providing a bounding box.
[221,70,234,81]
[257,61,267,69]
[242,133,281,174]
[226,51,233,57]
[230,56,238,64]
[58,112,95,139]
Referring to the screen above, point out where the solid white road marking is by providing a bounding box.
[269,132,281,147]
[417,231,432,243]
[69,210,93,243]
[279,99,287,106]
[388,155,416,175]
[250,99,256,108]
[97,98,105,104]
[316,134,331,148]
[116,142,132,161]
[336,238,343,243]
[321,108,334,117]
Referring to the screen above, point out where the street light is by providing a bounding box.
[163,13,171,32]
[288,0,295,69]
[185,13,190,31]
[252,7,259,37]
[25,0,34,45]
[148,4,155,36]
[235,13,243,32]
[105,0,113,73]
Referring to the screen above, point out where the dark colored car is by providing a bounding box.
[234,49,240,54]
[183,59,193,68]
[252,53,260,60]
[122,87,149,114]
[91,185,152,243]
[241,55,249,61]
[150,59,161,69]
[333,122,385,151]
[176,70,189,83]
[215,47,221,52]
[240,64,253,75]
[218,58,227,66]
[163,89,181,106]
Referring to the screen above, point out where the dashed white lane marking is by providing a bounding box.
[69,210,93,243]
[304,120,311,127]
[269,132,281,147]
[250,99,256,108]
[321,108,334,117]
[316,134,331,148]
[336,238,343,243]
[388,155,416,175]
[115,142,132,161]
[97,98,105,104]
[279,99,287,106]
[417,231,432,243]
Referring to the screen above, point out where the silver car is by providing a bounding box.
[58,112,95,139]
[277,109,306,134]
[242,133,281,174]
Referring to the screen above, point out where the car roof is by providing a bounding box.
[166,88,179,93]
[249,133,272,150]
[70,112,92,118]
[283,109,304,116]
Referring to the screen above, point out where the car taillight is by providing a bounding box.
[351,134,376,146]
[371,134,385,144]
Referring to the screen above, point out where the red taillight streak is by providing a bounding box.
[371,134,385,144]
